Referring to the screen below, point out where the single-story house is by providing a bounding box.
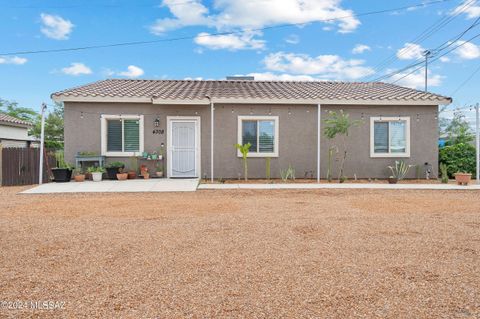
[52,79,452,180]
[0,113,37,148]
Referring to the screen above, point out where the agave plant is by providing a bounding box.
[388,160,413,181]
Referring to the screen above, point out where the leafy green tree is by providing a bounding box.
[324,110,362,181]
[439,143,476,177]
[441,110,474,146]
[0,99,37,122]
[31,102,64,149]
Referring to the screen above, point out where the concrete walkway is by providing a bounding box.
[198,183,480,190]
[21,178,199,194]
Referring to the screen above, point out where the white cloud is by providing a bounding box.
[389,69,443,89]
[118,65,144,78]
[194,31,265,50]
[150,0,211,34]
[396,43,425,60]
[40,13,74,40]
[439,56,450,62]
[285,34,300,44]
[61,63,92,76]
[455,40,480,59]
[451,0,480,19]
[151,0,360,49]
[0,56,28,65]
[352,44,371,54]
[263,52,374,80]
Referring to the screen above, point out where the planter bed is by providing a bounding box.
[202,178,458,184]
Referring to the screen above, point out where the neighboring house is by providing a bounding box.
[52,79,452,179]
[0,113,37,148]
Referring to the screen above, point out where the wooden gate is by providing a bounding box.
[1,147,56,186]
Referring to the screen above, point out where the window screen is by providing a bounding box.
[374,122,389,153]
[242,120,257,152]
[107,120,122,152]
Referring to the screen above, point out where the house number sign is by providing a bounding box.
[152,129,164,134]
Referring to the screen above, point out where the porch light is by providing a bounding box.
[154,118,160,127]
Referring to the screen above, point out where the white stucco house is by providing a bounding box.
[0,113,38,148]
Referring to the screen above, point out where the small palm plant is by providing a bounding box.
[235,143,251,181]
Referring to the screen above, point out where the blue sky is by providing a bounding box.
[1,0,480,121]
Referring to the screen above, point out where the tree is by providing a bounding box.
[235,143,251,181]
[441,109,474,146]
[0,99,37,122]
[324,110,362,181]
[31,102,64,149]
[439,143,476,177]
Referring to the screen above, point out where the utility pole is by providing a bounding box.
[423,50,431,92]
[476,103,479,184]
[38,103,47,184]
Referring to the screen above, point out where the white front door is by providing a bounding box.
[167,117,200,178]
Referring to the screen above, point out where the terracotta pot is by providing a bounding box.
[117,173,128,181]
[127,171,137,179]
[388,177,398,184]
[454,173,472,185]
[74,174,85,182]
[142,173,150,179]
[85,172,92,180]
[156,171,164,178]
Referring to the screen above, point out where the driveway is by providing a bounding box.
[1,187,479,318]
[21,178,199,194]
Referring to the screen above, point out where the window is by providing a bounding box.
[237,116,279,157]
[101,115,144,156]
[370,117,410,157]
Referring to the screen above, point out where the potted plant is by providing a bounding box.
[73,168,85,182]
[155,163,163,178]
[151,152,158,160]
[88,166,105,182]
[140,164,149,179]
[127,156,138,179]
[116,167,128,181]
[387,160,413,184]
[106,161,125,180]
[454,172,472,185]
[51,150,73,182]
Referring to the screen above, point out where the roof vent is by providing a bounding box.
[226,76,255,81]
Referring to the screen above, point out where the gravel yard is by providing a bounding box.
[0,186,479,318]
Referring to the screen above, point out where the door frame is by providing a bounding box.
[166,116,201,178]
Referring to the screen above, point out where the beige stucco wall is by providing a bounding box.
[64,102,438,179]
[0,124,30,141]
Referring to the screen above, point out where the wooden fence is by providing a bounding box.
[1,147,56,186]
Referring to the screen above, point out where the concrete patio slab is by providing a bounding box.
[21,178,199,194]
[198,183,480,190]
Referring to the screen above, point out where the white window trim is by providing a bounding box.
[237,115,279,158]
[101,114,144,157]
[370,116,410,158]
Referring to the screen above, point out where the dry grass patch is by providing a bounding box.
[0,186,479,318]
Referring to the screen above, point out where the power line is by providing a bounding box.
[363,0,474,81]
[3,0,198,9]
[386,32,480,85]
[450,61,480,96]
[371,20,480,83]
[0,0,454,56]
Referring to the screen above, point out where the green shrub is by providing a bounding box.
[439,143,476,178]
[107,161,124,168]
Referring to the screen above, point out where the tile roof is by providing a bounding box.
[52,79,452,104]
[0,113,33,127]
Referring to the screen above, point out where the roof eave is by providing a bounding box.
[53,95,452,106]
